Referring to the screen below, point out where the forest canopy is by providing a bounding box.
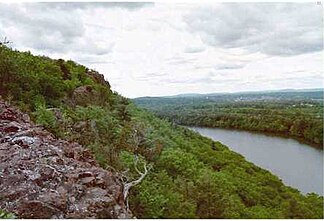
[134,91,323,148]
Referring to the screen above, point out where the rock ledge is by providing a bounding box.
[0,99,131,218]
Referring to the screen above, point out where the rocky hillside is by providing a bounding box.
[0,99,131,218]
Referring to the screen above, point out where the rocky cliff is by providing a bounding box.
[0,99,131,218]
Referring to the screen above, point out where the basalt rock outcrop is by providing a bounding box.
[86,69,111,88]
[0,99,131,218]
[71,85,98,107]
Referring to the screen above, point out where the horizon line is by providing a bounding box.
[131,87,324,99]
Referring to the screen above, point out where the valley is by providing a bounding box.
[0,44,323,219]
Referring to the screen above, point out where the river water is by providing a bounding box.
[190,127,323,195]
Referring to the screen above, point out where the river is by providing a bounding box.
[190,127,323,195]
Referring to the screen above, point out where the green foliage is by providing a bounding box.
[129,108,324,219]
[244,206,282,218]
[33,103,57,129]
[130,170,197,218]
[58,105,123,168]
[134,94,323,148]
[0,45,98,111]
[0,45,323,219]
[0,209,15,219]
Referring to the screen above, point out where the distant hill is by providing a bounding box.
[136,88,324,99]
[134,89,324,108]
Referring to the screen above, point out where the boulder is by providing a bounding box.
[71,85,95,106]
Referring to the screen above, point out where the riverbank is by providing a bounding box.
[182,123,323,149]
[133,94,323,150]
[190,126,323,195]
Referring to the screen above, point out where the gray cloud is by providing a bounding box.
[162,77,211,85]
[162,75,240,85]
[267,74,323,86]
[0,3,114,55]
[214,63,245,70]
[184,45,205,53]
[159,72,216,85]
[184,3,323,56]
[0,4,84,39]
[166,57,196,65]
[0,3,321,98]
[193,64,213,70]
[74,54,115,65]
[135,72,167,81]
[34,2,154,11]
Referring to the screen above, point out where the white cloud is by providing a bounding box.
[0,2,322,98]
[184,3,323,56]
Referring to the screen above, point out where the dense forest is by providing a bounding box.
[0,45,323,218]
[134,92,323,148]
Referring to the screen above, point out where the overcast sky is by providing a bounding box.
[0,2,322,98]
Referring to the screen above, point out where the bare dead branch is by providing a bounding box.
[122,157,152,211]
